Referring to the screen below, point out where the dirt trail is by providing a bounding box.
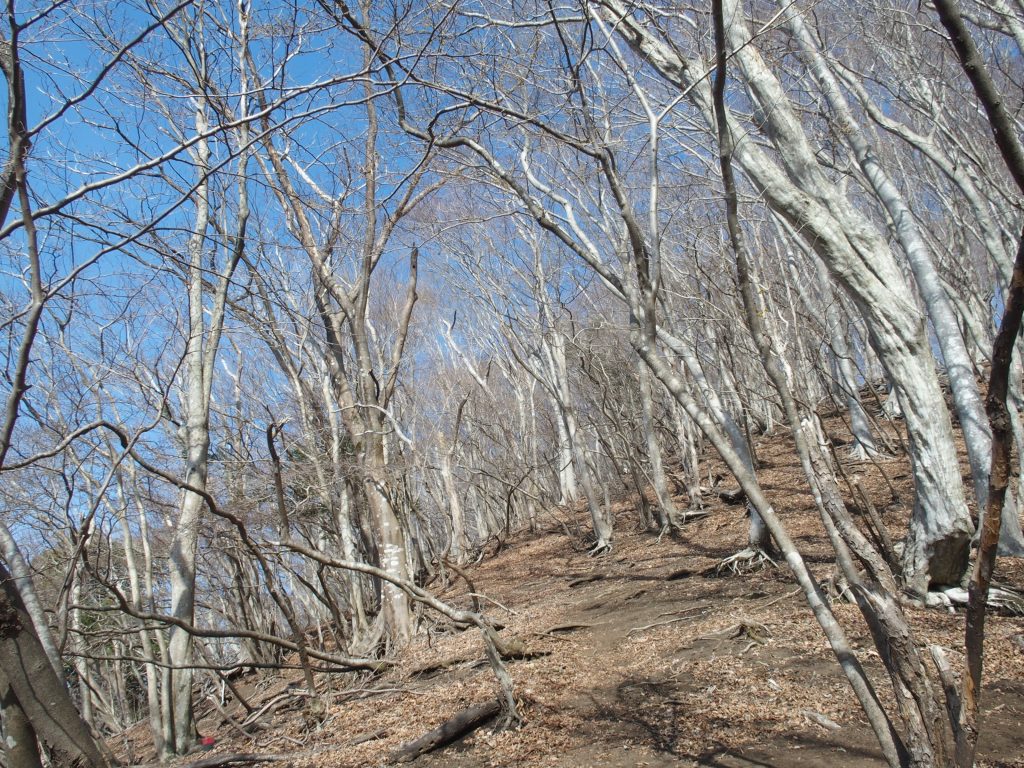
[121,421,1024,768]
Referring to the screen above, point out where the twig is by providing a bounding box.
[467,593,519,615]
[757,588,801,610]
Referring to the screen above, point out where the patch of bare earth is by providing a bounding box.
[119,412,1024,767]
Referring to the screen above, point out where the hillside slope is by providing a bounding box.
[118,417,1024,768]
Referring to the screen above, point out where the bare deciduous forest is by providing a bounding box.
[1,0,1023,766]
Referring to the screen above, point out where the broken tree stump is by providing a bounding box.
[390,699,501,763]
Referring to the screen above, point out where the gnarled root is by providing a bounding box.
[716,547,777,575]
[588,540,612,557]
[925,585,1024,614]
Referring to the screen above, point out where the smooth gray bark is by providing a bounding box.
[658,328,769,549]
[637,359,680,529]
[0,681,42,768]
[0,563,109,768]
[787,7,990,512]
[786,252,878,459]
[0,522,61,676]
[602,0,973,591]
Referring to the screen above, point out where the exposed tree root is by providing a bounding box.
[657,509,711,542]
[802,710,841,731]
[588,540,612,556]
[699,620,772,645]
[627,606,706,636]
[567,574,604,588]
[680,508,711,523]
[718,487,747,505]
[925,585,1024,614]
[714,547,777,575]
[540,623,592,637]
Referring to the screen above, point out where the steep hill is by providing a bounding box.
[117,413,1024,768]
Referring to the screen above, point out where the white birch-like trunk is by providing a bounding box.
[321,375,368,631]
[167,100,211,753]
[788,7,989,507]
[787,252,877,458]
[545,333,612,549]
[554,399,578,504]
[517,382,540,530]
[114,486,165,757]
[366,472,412,643]
[638,359,680,529]
[333,482,367,630]
[672,399,704,509]
[167,432,206,754]
[0,520,62,676]
[70,564,94,728]
[138,480,173,754]
[357,393,413,643]
[658,329,768,548]
[440,443,470,562]
[603,0,973,590]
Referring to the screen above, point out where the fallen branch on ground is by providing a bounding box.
[184,753,290,768]
[390,699,501,763]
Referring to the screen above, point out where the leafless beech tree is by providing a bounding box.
[2,1,1022,766]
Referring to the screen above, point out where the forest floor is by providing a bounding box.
[116,410,1024,767]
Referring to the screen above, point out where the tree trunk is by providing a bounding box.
[0,680,42,768]
[786,251,877,459]
[0,522,61,676]
[440,444,470,562]
[658,329,768,549]
[787,6,989,510]
[601,0,973,591]
[672,399,704,509]
[546,333,612,550]
[638,359,680,529]
[168,478,203,755]
[70,563,94,728]
[0,563,109,768]
[364,438,413,645]
[554,406,578,505]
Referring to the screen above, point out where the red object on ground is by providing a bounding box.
[199,737,216,751]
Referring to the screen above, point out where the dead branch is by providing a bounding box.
[183,754,290,768]
[390,699,501,763]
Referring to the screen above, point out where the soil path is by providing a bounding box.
[121,420,1024,768]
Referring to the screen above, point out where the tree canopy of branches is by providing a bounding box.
[0,0,1022,766]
